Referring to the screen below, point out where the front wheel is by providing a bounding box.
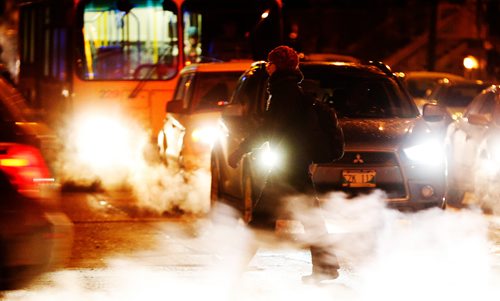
[210,156,221,208]
[242,173,254,224]
[444,186,465,208]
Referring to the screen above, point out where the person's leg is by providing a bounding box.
[300,198,340,282]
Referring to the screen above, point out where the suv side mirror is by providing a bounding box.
[166,99,187,113]
[467,113,491,126]
[422,103,447,122]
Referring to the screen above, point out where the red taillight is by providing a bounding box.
[0,143,54,196]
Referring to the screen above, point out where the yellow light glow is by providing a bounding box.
[261,10,270,19]
[451,112,463,120]
[0,158,29,167]
[191,126,218,146]
[463,55,479,70]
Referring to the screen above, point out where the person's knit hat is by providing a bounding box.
[267,45,299,71]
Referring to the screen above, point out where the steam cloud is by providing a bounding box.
[3,191,499,301]
[54,114,210,215]
[21,108,499,300]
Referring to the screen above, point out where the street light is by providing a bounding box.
[463,55,479,79]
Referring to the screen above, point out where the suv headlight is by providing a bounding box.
[191,126,219,146]
[255,142,281,171]
[403,140,444,165]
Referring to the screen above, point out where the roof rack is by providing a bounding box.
[365,60,393,76]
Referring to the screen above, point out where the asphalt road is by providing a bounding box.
[1,190,500,301]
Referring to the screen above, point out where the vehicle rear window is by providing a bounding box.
[436,84,489,107]
[301,68,418,118]
[191,71,243,111]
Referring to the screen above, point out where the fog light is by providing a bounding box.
[421,185,434,198]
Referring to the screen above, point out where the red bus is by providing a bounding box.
[16,0,282,171]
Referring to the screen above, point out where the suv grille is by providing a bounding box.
[336,151,398,165]
[315,151,407,199]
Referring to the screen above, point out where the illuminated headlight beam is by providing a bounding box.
[191,126,219,147]
[256,142,281,171]
[403,140,444,166]
[73,114,141,168]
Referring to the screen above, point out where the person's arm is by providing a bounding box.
[228,94,281,168]
[228,109,271,168]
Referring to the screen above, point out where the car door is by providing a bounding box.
[449,92,494,188]
[218,66,267,198]
[161,72,195,160]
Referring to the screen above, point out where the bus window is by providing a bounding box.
[15,0,283,167]
[79,0,179,80]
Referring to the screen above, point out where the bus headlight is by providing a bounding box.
[403,140,444,166]
[73,113,141,168]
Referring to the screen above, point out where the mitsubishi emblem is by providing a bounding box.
[353,154,364,164]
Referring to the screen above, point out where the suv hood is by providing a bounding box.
[340,117,437,150]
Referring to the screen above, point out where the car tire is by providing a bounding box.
[242,173,254,224]
[210,155,221,208]
[445,186,465,207]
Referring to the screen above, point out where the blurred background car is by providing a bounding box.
[211,61,448,223]
[424,78,490,121]
[445,85,500,214]
[0,76,61,175]
[157,61,251,170]
[401,71,465,102]
[0,77,73,290]
[301,53,360,63]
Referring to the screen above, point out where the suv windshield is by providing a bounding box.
[190,71,243,111]
[301,66,418,119]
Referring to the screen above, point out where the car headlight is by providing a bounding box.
[451,112,463,121]
[403,140,444,165]
[191,126,219,146]
[255,142,281,171]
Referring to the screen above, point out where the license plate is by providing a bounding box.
[342,170,376,187]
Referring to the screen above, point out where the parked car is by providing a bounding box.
[157,61,252,170]
[0,77,73,290]
[402,71,465,101]
[211,61,448,222]
[444,85,500,214]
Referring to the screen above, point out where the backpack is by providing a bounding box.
[303,93,345,163]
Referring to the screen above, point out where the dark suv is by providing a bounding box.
[210,61,448,221]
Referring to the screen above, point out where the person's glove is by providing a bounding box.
[228,148,244,168]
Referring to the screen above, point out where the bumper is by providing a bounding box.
[311,155,446,211]
[1,181,73,290]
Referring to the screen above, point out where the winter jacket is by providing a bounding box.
[236,68,313,192]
